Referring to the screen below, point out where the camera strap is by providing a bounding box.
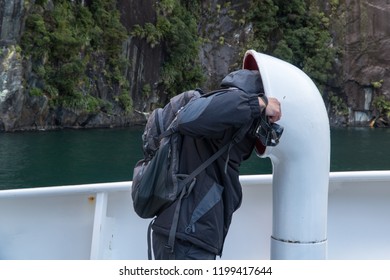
[257,109,282,146]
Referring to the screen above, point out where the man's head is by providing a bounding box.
[220,69,263,94]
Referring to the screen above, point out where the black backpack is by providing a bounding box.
[131,88,250,258]
[132,89,202,219]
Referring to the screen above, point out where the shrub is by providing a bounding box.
[21,0,129,112]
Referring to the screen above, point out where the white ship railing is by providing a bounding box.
[0,171,390,260]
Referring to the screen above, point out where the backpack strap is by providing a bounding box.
[164,121,253,257]
[179,138,233,187]
[202,86,241,97]
[164,140,232,257]
[159,88,237,140]
[147,218,155,260]
[165,181,193,258]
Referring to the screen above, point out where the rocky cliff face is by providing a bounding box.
[118,0,163,113]
[337,0,390,126]
[0,0,160,131]
[0,0,25,131]
[197,1,251,90]
[0,0,389,131]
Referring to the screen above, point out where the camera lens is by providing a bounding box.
[256,122,284,147]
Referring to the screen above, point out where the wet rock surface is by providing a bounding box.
[0,0,389,131]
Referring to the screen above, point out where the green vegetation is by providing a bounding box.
[131,0,204,98]
[21,0,130,113]
[21,0,345,117]
[245,0,337,92]
[328,92,349,116]
[30,87,43,97]
[373,96,390,118]
[371,80,383,89]
[370,80,389,120]
[242,0,352,117]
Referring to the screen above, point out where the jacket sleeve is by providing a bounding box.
[176,89,262,138]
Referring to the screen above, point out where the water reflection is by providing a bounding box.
[0,132,29,187]
[1,127,389,190]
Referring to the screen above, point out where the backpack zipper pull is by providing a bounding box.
[185,224,195,234]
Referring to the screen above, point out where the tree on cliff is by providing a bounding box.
[245,0,336,92]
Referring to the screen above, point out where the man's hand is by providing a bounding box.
[258,96,281,123]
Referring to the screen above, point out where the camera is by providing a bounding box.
[256,120,284,147]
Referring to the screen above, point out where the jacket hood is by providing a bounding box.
[220,69,263,94]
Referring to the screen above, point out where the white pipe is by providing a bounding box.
[243,50,331,259]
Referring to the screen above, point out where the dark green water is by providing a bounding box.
[1,127,390,190]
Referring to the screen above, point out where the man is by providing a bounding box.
[151,69,282,259]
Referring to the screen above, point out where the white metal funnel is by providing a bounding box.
[243,50,330,259]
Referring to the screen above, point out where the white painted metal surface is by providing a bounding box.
[0,171,390,260]
[243,51,330,259]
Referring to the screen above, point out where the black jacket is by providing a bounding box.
[152,70,263,255]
